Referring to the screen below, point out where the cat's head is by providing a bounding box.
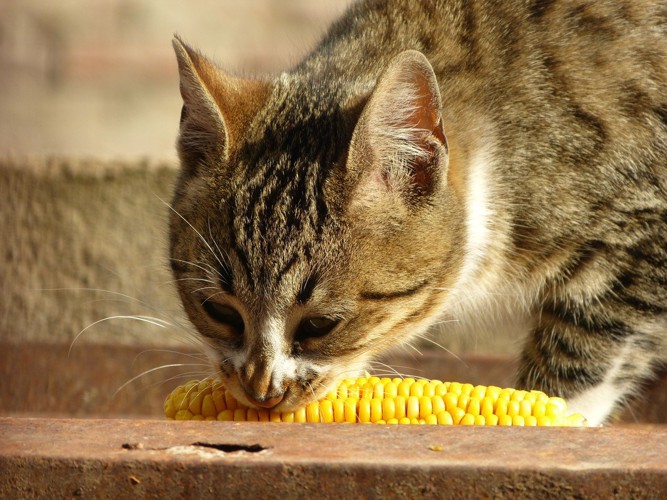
[170,37,464,410]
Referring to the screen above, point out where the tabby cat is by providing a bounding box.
[169,0,667,425]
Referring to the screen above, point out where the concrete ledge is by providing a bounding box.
[1,418,666,498]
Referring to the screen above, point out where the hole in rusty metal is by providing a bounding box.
[192,442,266,453]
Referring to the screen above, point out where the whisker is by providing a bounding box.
[69,315,171,357]
[113,363,211,397]
[158,195,227,275]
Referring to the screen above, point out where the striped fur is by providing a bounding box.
[170,0,667,424]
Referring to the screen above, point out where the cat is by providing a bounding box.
[169,0,667,426]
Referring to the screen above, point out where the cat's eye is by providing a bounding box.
[202,301,244,334]
[296,317,339,341]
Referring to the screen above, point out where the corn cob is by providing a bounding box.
[164,376,587,426]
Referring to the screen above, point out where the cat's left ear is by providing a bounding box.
[348,50,448,201]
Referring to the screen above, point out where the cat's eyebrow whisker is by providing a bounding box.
[69,315,171,357]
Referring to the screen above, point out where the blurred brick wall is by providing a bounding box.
[0,0,352,160]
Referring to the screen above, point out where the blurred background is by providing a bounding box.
[0,0,352,160]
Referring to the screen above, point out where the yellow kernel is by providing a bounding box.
[499,414,513,426]
[306,401,320,422]
[382,397,396,421]
[361,382,374,399]
[211,389,226,413]
[373,382,385,399]
[410,383,425,398]
[431,395,445,416]
[197,379,213,393]
[485,385,502,400]
[368,376,381,385]
[461,383,475,395]
[384,382,398,397]
[344,398,357,423]
[524,415,537,426]
[201,394,217,418]
[448,382,463,394]
[422,383,436,397]
[356,377,368,387]
[437,411,454,425]
[188,392,203,416]
[398,380,412,397]
[326,391,337,401]
[460,413,475,425]
[233,409,247,421]
[387,418,399,425]
[419,396,433,419]
[444,393,459,413]
[547,397,567,416]
[507,400,521,417]
[450,406,466,425]
[270,410,282,423]
[512,415,525,426]
[332,399,345,423]
[564,413,587,427]
[217,409,234,421]
[457,393,470,413]
[172,392,188,411]
[519,400,533,418]
[537,416,554,426]
[347,385,360,400]
[281,411,294,423]
[191,415,204,421]
[394,396,407,420]
[258,409,270,422]
[466,398,481,416]
[533,401,547,418]
[407,396,420,420]
[294,407,307,423]
[485,414,499,426]
[357,398,371,423]
[471,385,487,400]
[480,396,495,418]
[320,400,334,423]
[435,384,449,397]
[425,414,438,425]
[175,409,194,420]
[370,398,384,423]
[496,398,509,418]
[337,382,349,400]
[510,390,527,402]
[246,409,259,422]
[398,417,412,425]
[474,414,486,425]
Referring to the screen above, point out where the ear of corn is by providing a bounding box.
[164,376,587,426]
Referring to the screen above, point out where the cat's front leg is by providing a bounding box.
[516,301,658,426]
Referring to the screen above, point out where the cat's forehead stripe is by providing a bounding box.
[229,91,349,289]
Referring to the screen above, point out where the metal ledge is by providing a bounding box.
[1,417,666,498]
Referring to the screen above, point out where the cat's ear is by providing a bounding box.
[172,36,269,174]
[348,50,448,202]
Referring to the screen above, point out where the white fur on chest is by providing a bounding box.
[440,142,533,346]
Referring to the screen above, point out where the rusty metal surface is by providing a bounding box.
[2,341,666,423]
[1,417,666,498]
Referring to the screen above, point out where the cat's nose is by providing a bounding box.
[245,391,284,409]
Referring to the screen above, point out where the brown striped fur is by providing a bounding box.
[170,0,667,424]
